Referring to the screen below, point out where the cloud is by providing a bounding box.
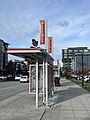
[79,30,90,37]
[53,12,90,41]
[80,11,87,16]
[57,20,70,28]
[80,23,85,28]
[50,12,90,62]
[24,29,39,38]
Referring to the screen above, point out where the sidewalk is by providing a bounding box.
[42,78,90,120]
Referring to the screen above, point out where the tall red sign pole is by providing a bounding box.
[40,20,48,107]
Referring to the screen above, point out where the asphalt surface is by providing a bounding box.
[0,81,45,120]
[0,81,28,101]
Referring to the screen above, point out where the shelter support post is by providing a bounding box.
[43,56,45,104]
[46,55,48,107]
[36,57,39,107]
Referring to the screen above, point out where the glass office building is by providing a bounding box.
[62,47,88,71]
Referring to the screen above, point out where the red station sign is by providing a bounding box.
[40,20,46,44]
[48,37,52,53]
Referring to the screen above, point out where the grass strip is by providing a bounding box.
[67,78,90,92]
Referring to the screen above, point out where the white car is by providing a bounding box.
[0,76,7,80]
[20,76,29,83]
[15,75,21,81]
[84,76,89,82]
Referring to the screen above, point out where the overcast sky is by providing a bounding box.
[0,0,90,64]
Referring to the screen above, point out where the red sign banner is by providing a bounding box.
[48,37,52,53]
[40,20,46,44]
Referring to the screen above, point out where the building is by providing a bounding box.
[6,60,29,76]
[0,39,9,74]
[62,47,88,72]
[71,51,90,73]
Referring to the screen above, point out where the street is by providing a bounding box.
[0,81,29,101]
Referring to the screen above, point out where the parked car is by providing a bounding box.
[84,75,90,82]
[15,74,22,81]
[0,76,7,80]
[20,76,29,83]
[71,74,78,80]
[76,74,83,80]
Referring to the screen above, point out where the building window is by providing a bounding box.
[84,49,88,52]
[79,50,83,53]
[64,54,67,58]
[74,50,78,53]
[69,50,72,53]
[64,49,67,54]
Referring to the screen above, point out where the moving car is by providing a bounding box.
[20,76,29,83]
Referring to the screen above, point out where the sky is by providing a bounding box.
[0,0,90,65]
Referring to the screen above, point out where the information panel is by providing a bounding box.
[29,64,54,95]
[30,64,45,94]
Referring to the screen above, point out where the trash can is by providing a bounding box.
[54,77,60,86]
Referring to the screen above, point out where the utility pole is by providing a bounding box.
[82,54,84,86]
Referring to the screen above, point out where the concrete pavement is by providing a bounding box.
[0,78,90,120]
[42,78,90,120]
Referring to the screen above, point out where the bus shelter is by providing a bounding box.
[7,47,54,107]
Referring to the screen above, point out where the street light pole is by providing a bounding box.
[82,54,84,86]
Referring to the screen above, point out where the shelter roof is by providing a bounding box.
[7,47,54,64]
